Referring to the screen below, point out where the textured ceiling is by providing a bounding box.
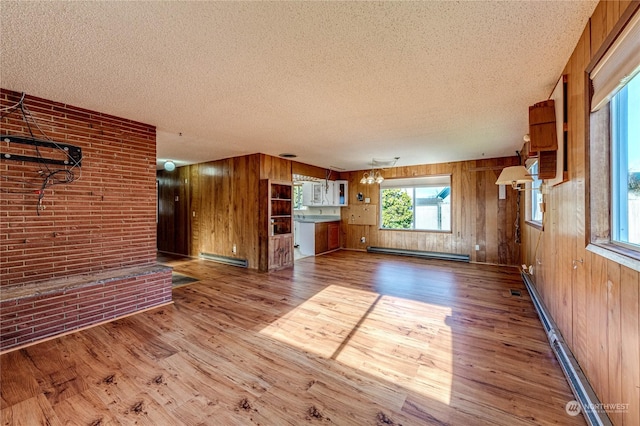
[1,1,597,171]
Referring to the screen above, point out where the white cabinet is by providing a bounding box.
[302,180,348,206]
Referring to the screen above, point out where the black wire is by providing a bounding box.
[34,169,74,215]
[0,92,26,120]
[18,103,54,176]
[2,93,81,215]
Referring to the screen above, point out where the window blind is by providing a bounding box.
[590,9,640,112]
[379,175,450,188]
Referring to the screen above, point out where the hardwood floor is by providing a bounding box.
[1,251,584,425]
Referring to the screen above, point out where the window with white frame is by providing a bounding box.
[611,72,640,248]
[380,176,451,231]
[527,161,543,224]
[293,184,305,210]
[588,5,640,262]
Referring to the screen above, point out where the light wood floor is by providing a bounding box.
[1,251,584,425]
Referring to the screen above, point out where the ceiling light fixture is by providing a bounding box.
[360,170,381,185]
[164,160,176,172]
[360,168,385,185]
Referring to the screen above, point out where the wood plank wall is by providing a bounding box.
[190,154,262,267]
[159,155,522,267]
[157,153,294,269]
[340,156,521,265]
[522,1,640,424]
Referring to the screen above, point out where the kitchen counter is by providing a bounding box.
[297,219,340,256]
[294,215,341,223]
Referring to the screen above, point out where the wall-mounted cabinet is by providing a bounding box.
[302,180,348,206]
[259,180,293,271]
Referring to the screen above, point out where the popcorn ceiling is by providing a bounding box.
[1,1,597,171]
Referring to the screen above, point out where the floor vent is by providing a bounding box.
[521,271,612,426]
[509,289,522,297]
[366,247,470,262]
[200,253,248,268]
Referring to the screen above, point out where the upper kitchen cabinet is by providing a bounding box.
[302,180,348,207]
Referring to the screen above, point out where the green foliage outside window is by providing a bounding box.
[293,185,304,209]
[630,172,640,196]
[381,189,413,229]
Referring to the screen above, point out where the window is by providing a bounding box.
[527,161,543,225]
[293,184,306,210]
[611,72,640,248]
[588,5,640,267]
[380,176,451,231]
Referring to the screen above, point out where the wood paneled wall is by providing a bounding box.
[157,153,294,269]
[340,157,521,265]
[522,1,640,424]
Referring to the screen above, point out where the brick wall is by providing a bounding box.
[0,266,171,351]
[0,89,172,351]
[1,89,159,285]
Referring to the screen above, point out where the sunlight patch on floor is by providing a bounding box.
[260,285,379,358]
[260,286,453,405]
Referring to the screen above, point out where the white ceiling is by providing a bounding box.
[1,1,597,171]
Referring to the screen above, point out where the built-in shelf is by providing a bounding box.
[260,180,294,271]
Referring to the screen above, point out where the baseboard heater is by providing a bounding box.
[521,271,612,426]
[200,252,248,268]
[366,246,470,262]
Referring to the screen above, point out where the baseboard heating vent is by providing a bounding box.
[200,253,248,268]
[366,246,470,262]
[521,271,612,426]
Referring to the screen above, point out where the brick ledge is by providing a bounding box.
[1,264,172,302]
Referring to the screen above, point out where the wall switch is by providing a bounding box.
[365,197,371,203]
[175,196,179,201]
[475,244,480,251]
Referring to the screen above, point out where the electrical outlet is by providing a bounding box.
[232,244,237,254]
[192,211,196,217]
[475,244,480,251]
[360,237,366,243]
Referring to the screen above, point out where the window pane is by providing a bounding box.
[529,161,543,223]
[381,188,414,229]
[381,177,451,231]
[611,72,640,247]
[293,185,305,210]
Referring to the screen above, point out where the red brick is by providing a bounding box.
[0,89,171,351]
